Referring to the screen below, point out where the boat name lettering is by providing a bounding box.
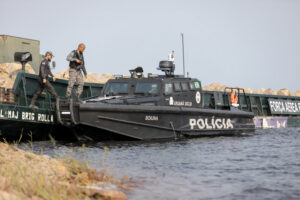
[7,110,19,119]
[0,109,19,119]
[0,109,54,123]
[174,101,184,106]
[173,101,193,106]
[145,115,158,121]
[38,113,54,122]
[269,99,300,115]
[0,109,3,118]
[185,101,192,106]
[22,112,35,121]
[189,118,234,130]
[169,97,192,107]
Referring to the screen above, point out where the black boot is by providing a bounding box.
[29,104,38,109]
[30,95,39,109]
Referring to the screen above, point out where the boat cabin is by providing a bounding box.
[88,61,203,108]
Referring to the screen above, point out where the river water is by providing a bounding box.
[27,128,300,200]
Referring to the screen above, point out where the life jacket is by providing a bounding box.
[231,91,238,104]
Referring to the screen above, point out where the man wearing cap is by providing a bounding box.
[65,43,87,102]
[30,51,59,108]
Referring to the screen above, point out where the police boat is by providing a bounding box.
[59,61,255,140]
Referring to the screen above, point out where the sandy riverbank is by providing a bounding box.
[0,142,130,200]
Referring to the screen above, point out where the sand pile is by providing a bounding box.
[0,64,114,89]
[294,90,300,97]
[203,82,299,97]
[55,68,114,84]
[0,63,35,88]
[277,88,291,96]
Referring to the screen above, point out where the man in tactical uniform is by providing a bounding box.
[65,43,87,102]
[30,51,59,109]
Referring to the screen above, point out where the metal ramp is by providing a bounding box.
[57,99,79,126]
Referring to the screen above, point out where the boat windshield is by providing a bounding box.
[104,82,129,95]
[135,82,159,95]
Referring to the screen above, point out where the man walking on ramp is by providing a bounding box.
[66,43,87,102]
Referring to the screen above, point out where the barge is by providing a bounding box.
[0,72,103,140]
[201,90,300,128]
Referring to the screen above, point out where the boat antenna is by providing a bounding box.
[181,33,186,77]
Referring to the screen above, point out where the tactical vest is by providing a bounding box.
[69,50,84,70]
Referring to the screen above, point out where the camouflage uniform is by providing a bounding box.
[66,50,87,100]
[66,68,84,99]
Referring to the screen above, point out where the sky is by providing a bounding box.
[1,0,299,92]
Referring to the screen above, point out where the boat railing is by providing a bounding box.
[223,87,250,111]
[11,72,103,110]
